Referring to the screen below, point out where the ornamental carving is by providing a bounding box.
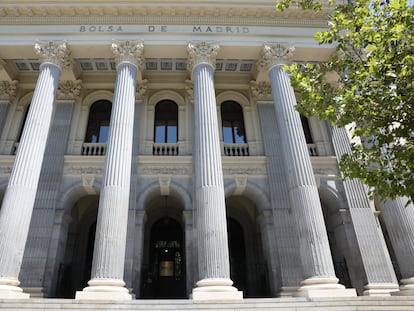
[257,43,295,72]
[0,80,18,100]
[250,81,272,100]
[111,40,144,69]
[34,40,72,70]
[136,79,148,99]
[140,166,191,175]
[57,80,82,100]
[187,41,220,71]
[185,80,194,101]
[223,167,265,175]
[64,166,103,175]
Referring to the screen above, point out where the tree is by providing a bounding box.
[281,0,414,202]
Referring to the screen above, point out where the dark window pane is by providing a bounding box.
[221,101,246,144]
[154,100,178,143]
[85,100,112,143]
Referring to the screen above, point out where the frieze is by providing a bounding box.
[64,166,103,175]
[140,166,191,175]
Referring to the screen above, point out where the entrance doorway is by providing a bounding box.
[141,216,186,298]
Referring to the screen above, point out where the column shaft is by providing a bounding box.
[77,40,143,300]
[0,54,63,298]
[188,41,242,300]
[193,63,230,281]
[269,65,337,279]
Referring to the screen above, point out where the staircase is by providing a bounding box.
[1,297,414,311]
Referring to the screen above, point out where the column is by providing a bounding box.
[380,198,414,296]
[259,43,355,297]
[0,41,70,299]
[76,40,143,300]
[187,41,242,301]
[330,125,399,295]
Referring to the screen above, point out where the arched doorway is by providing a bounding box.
[141,196,186,298]
[227,217,247,292]
[55,195,98,298]
[226,196,270,297]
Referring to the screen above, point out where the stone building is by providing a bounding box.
[0,0,413,303]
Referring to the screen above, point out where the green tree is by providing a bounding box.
[283,0,414,202]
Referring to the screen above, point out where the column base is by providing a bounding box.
[363,283,399,296]
[392,278,414,296]
[22,287,44,298]
[75,278,132,301]
[295,277,356,298]
[0,278,30,299]
[192,278,243,302]
[279,286,299,297]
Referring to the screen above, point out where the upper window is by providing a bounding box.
[221,101,246,144]
[300,115,314,144]
[84,100,112,143]
[154,100,178,144]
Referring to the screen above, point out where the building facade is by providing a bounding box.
[0,0,413,301]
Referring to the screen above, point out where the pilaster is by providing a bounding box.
[0,41,69,299]
[0,81,17,145]
[187,41,242,301]
[259,43,355,298]
[76,40,144,301]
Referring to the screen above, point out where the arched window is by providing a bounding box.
[221,101,246,144]
[154,100,178,144]
[84,100,112,143]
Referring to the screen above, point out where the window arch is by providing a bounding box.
[84,100,112,143]
[154,100,178,144]
[221,101,246,144]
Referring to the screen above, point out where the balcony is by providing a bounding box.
[153,143,179,156]
[223,143,249,156]
[81,143,107,156]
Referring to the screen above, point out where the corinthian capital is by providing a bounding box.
[34,40,71,70]
[111,40,144,69]
[187,41,220,71]
[257,43,295,72]
[0,80,18,100]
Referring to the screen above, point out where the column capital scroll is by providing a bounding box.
[187,41,220,72]
[257,43,295,72]
[34,40,71,70]
[0,80,18,100]
[111,40,144,69]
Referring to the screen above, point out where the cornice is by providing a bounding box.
[0,5,329,27]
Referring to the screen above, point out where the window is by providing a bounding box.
[154,100,178,143]
[84,100,112,143]
[221,101,246,144]
[300,115,313,144]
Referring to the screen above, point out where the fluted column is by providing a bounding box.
[76,40,143,300]
[259,43,355,297]
[380,198,414,295]
[187,41,242,301]
[330,125,399,295]
[0,41,69,299]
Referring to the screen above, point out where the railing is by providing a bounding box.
[223,143,249,156]
[81,143,107,156]
[307,143,318,156]
[153,143,179,156]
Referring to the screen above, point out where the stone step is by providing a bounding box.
[1,297,414,311]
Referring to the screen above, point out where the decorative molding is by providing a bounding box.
[223,167,265,175]
[158,175,171,196]
[185,80,194,102]
[0,80,18,100]
[140,166,191,175]
[234,175,247,195]
[187,41,220,71]
[111,40,144,69]
[34,40,72,70]
[57,80,82,100]
[136,79,148,99]
[81,174,96,188]
[250,81,272,100]
[256,43,295,72]
[64,166,103,175]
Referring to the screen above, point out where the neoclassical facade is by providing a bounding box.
[0,0,413,301]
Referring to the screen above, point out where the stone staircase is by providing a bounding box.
[1,297,414,311]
